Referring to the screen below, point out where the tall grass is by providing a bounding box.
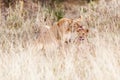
[0,0,120,80]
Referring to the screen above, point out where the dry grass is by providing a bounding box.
[0,0,120,80]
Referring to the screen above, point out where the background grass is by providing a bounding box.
[0,0,120,80]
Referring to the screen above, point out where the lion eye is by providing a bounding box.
[86,29,89,33]
[66,28,70,32]
[76,29,79,32]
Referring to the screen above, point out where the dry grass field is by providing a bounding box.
[0,0,120,80]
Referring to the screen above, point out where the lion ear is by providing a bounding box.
[57,18,66,27]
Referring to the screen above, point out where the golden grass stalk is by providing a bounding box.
[0,0,120,80]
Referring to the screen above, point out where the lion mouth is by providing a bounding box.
[79,36,84,41]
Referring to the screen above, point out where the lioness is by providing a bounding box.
[50,17,89,44]
[35,17,89,49]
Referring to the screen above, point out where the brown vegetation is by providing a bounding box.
[0,0,120,80]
